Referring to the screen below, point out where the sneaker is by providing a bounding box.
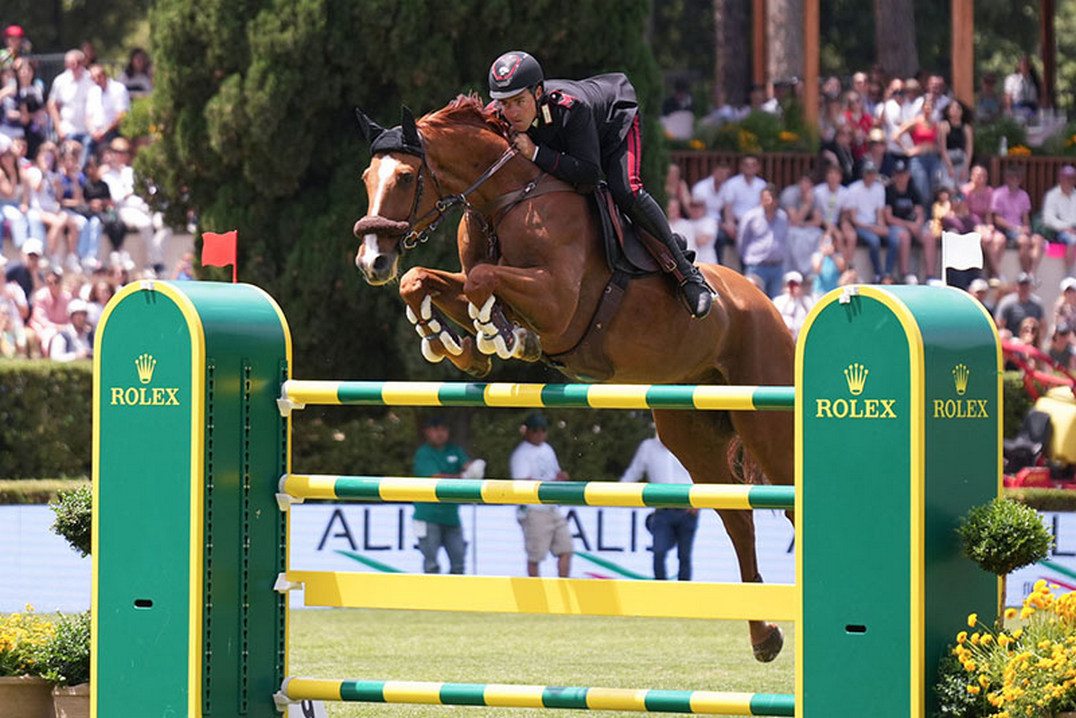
[903,274,919,285]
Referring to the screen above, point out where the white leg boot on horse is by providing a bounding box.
[399,266,492,377]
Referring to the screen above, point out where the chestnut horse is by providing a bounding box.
[352,97,794,662]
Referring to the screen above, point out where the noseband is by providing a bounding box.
[398,145,517,251]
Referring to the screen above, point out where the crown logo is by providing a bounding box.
[844,363,868,395]
[953,363,970,396]
[135,353,156,385]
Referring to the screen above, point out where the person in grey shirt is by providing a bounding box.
[736,183,789,297]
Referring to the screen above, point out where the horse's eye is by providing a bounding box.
[398,173,415,186]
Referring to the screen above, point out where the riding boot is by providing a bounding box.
[626,190,714,319]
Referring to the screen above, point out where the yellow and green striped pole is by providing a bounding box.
[280,380,794,412]
[281,677,795,715]
[280,475,795,510]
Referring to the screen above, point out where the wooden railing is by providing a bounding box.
[670,150,1076,213]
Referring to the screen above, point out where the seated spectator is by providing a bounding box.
[86,64,130,159]
[9,58,47,158]
[851,71,876,117]
[24,141,79,267]
[0,255,29,357]
[995,272,1044,335]
[1046,322,1076,371]
[820,124,856,185]
[664,163,692,219]
[684,198,719,265]
[721,154,767,247]
[813,163,856,267]
[976,73,1002,124]
[662,78,694,116]
[989,165,1044,277]
[736,183,788,297]
[667,197,696,259]
[858,127,888,182]
[1014,316,1043,367]
[818,94,844,145]
[885,160,931,282]
[843,161,890,281]
[961,165,1003,281]
[49,297,92,361]
[1041,165,1076,277]
[691,161,733,257]
[46,50,93,166]
[779,173,824,279]
[772,270,814,340]
[1053,277,1076,337]
[0,144,32,249]
[0,25,27,71]
[967,277,994,315]
[1004,55,1041,118]
[843,91,873,159]
[101,137,164,273]
[29,265,71,353]
[84,278,113,327]
[118,48,154,99]
[660,78,694,140]
[6,237,43,310]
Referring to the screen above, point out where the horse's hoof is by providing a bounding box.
[420,337,445,364]
[752,624,784,663]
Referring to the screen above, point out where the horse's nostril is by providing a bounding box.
[372,254,393,274]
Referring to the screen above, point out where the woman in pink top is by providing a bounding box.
[961,165,1005,280]
[897,95,941,210]
[29,266,71,356]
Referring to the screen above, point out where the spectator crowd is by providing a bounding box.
[0,21,181,362]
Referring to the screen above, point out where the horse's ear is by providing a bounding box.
[400,106,420,147]
[355,107,383,145]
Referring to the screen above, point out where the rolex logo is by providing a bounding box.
[953,363,969,396]
[135,354,156,384]
[844,363,868,396]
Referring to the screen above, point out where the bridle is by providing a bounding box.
[398,143,517,251]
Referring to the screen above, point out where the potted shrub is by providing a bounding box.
[27,612,89,718]
[0,607,55,718]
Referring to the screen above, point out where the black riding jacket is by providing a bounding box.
[527,73,638,187]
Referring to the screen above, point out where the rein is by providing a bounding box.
[400,145,517,251]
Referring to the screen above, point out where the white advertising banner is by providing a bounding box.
[5,504,1074,613]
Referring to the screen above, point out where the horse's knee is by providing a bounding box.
[464,265,497,305]
[399,267,429,301]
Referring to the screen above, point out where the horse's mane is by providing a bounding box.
[421,93,510,138]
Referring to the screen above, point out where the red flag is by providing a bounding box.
[201,230,238,283]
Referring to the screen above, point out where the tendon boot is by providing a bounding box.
[627,190,714,319]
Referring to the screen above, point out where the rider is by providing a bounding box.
[487,51,714,319]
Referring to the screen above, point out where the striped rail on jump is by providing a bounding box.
[281,677,795,716]
[280,475,796,510]
[279,380,795,413]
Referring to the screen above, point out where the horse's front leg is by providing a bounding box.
[463,264,574,361]
[399,266,491,378]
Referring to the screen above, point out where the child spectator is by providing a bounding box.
[772,270,814,340]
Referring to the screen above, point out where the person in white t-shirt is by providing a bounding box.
[46,50,93,165]
[842,161,890,281]
[510,413,572,578]
[813,163,857,267]
[686,198,719,265]
[619,433,697,580]
[720,155,768,242]
[690,161,734,255]
[85,65,130,159]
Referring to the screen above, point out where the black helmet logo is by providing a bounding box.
[492,54,523,86]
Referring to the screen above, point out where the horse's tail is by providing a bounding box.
[727,436,767,485]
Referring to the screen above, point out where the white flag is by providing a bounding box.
[942,231,983,272]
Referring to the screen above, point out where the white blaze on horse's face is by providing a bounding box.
[356,154,417,285]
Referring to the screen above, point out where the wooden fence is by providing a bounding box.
[670,151,1076,212]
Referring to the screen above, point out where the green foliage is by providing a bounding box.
[0,480,88,505]
[1,0,148,54]
[975,118,1029,159]
[1004,487,1076,512]
[0,361,92,479]
[691,112,809,154]
[1003,371,1033,439]
[27,612,89,687]
[957,497,1053,576]
[1039,121,1076,157]
[142,0,664,383]
[49,485,92,557]
[0,609,54,677]
[932,652,990,718]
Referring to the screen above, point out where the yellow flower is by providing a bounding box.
[958,631,969,644]
[1006,608,1018,620]
[969,612,979,627]
[688,139,705,150]
[982,634,994,645]
[968,685,981,694]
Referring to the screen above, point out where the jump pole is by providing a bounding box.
[92,281,1000,717]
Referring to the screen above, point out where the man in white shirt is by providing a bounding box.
[86,64,130,158]
[686,198,719,265]
[1043,165,1076,277]
[100,137,169,272]
[620,433,697,580]
[46,49,93,165]
[720,154,767,242]
[510,413,572,577]
[879,78,914,176]
[843,161,890,281]
[690,162,733,259]
[813,163,857,268]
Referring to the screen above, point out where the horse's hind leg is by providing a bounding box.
[399,266,491,377]
[652,409,785,663]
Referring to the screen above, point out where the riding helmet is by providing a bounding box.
[488,51,544,99]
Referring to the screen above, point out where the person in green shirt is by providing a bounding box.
[412,416,482,573]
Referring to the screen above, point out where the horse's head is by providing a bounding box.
[353,106,430,285]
